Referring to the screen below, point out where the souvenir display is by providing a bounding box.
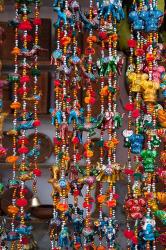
[0,0,165,249]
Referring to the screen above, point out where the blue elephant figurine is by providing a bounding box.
[27,142,40,158]
[68,109,79,124]
[129,134,144,154]
[53,7,67,27]
[58,227,69,248]
[73,217,83,233]
[49,108,63,125]
[15,225,32,235]
[17,120,34,131]
[142,216,155,241]
[145,19,158,32]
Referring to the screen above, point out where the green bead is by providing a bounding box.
[31,68,41,77]
[96,140,104,147]
[134,173,142,180]
[124,141,131,147]
[108,86,116,94]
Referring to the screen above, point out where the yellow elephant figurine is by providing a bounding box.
[128,72,149,93]
[141,80,160,103]
[128,72,141,92]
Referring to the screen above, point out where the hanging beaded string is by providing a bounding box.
[125,11,135,248]
[16,3,33,249]
[71,25,83,249]
[110,13,121,250]
[31,0,42,203]
[106,13,115,250]
[56,0,71,248]
[50,1,63,248]
[83,0,95,248]
[9,3,20,249]
[97,13,105,248]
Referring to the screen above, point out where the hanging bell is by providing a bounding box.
[31,195,40,207]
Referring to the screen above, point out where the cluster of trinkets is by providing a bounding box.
[0,0,42,249]
[50,0,126,249]
[123,0,166,249]
[0,0,165,249]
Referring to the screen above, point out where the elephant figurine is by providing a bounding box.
[58,226,69,248]
[141,80,160,103]
[68,108,82,125]
[141,149,157,173]
[15,225,32,235]
[128,134,144,154]
[128,73,143,92]
[16,120,34,131]
[113,112,123,128]
[73,217,83,233]
[53,7,67,27]
[142,216,156,241]
[49,108,63,125]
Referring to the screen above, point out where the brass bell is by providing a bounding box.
[31,195,41,208]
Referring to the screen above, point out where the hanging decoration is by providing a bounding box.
[5,0,42,249]
[0,0,164,249]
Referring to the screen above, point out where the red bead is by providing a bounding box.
[72,137,79,144]
[18,20,32,31]
[73,190,80,197]
[85,47,95,55]
[20,75,30,84]
[18,146,29,154]
[128,39,137,48]
[125,103,135,111]
[16,198,28,207]
[124,230,134,239]
[18,137,29,145]
[33,18,42,25]
[132,109,140,118]
[54,80,60,86]
[98,31,108,40]
[33,169,42,177]
[33,120,41,127]
[135,48,144,56]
